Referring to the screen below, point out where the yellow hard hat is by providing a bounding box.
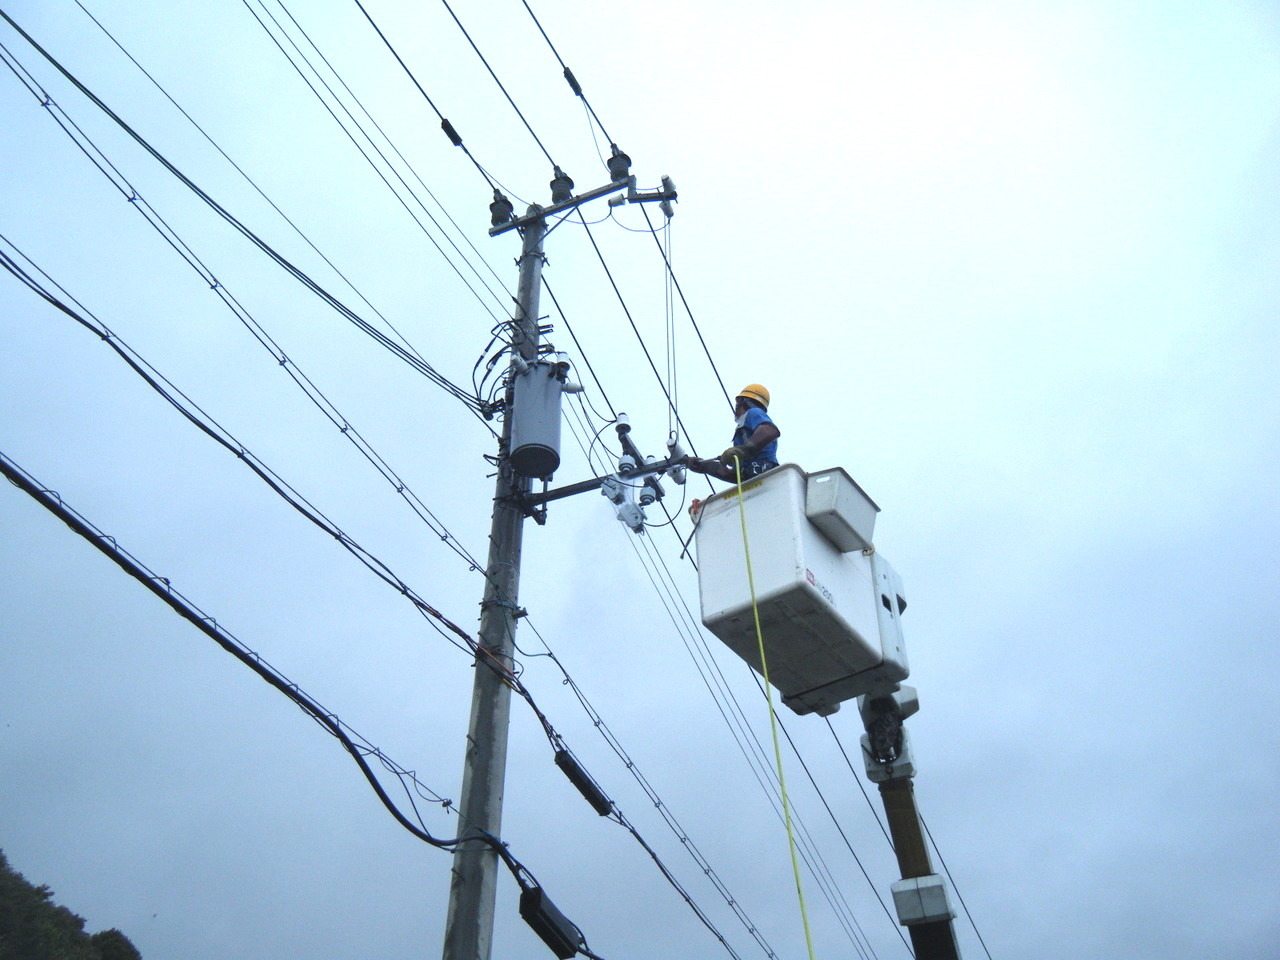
[737,383,770,410]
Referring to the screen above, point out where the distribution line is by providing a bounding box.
[518,0,615,151]
[0,47,496,569]
[267,0,510,296]
[6,236,760,960]
[0,240,493,666]
[0,10,486,418]
[921,814,995,960]
[71,0,492,372]
[436,0,557,168]
[0,235,486,577]
[238,0,511,322]
[639,203,735,409]
[349,0,497,192]
[0,449,615,960]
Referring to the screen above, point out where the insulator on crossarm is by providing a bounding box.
[608,144,632,182]
[550,166,574,203]
[490,190,514,226]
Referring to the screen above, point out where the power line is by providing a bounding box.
[237,0,512,323]
[518,0,615,152]
[0,448,616,960]
[5,235,761,960]
[921,813,995,960]
[0,11,486,418]
[0,238,489,665]
[71,0,494,371]
[436,0,558,168]
[348,0,497,193]
[0,234,487,576]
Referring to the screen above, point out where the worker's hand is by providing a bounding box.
[720,445,752,465]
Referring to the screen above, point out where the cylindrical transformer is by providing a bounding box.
[509,361,563,479]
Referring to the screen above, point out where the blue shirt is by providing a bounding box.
[733,407,779,467]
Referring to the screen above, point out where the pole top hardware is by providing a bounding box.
[489,166,677,236]
[608,174,677,218]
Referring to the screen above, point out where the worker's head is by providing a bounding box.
[736,383,770,412]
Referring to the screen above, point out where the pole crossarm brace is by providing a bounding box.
[489,175,676,237]
[516,455,684,510]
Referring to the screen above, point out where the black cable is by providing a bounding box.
[921,814,995,960]
[826,717,897,850]
[768,693,903,958]
[437,0,557,168]
[543,278,617,420]
[238,0,510,324]
[270,0,511,297]
[0,10,485,417]
[517,0,614,152]
[0,242,489,667]
[0,450,470,851]
[1,449,624,960]
[0,235,487,579]
[348,0,496,191]
[576,214,702,449]
[72,0,494,370]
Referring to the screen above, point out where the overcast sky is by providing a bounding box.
[2,2,1278,959]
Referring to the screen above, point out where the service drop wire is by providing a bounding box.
[0,449,614,960]
[0,9,486,420]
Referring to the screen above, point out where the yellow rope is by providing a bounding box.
[732,457,817,960]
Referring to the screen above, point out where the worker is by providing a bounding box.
[686,384,780,482]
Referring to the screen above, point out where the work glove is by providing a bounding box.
[720,445,752,464]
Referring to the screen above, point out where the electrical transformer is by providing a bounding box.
[509,361,563,480]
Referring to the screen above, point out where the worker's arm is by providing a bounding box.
[685,455,734,481]
[720,421,780,464]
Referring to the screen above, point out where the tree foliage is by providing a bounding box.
[0,850,141,960]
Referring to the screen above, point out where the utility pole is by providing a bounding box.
[441,157,676,960]
[441,208,545,960]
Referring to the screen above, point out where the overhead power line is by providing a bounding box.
[237,0,512,323]
[0,235,487,577]
[71,0,498,370]
[348,0,497,192]
[518,0,614,152]
[437,0,558,168]
[4,239,764,960]
[0,9,485,418]
[0,449,615,960]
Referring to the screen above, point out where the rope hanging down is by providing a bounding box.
[731,456,818,960]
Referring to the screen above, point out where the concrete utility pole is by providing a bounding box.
[441,158,675,960]
[441,211,545,960]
